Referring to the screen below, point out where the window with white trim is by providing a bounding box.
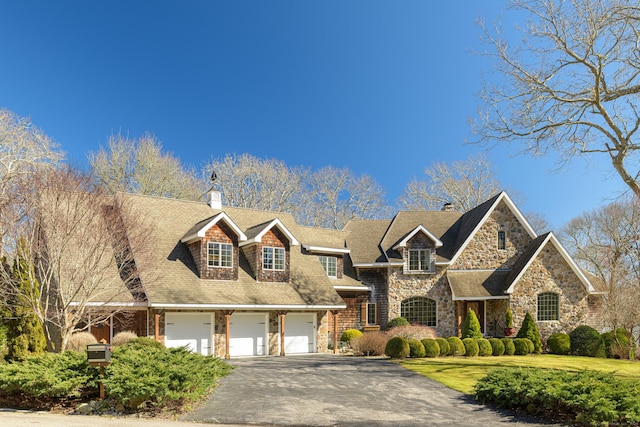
[319,255,337,277]
[537,292,559,321]
[207,242,233,268]
[408,249,432,272]
[401,297,436,326]
[263,246,285,270]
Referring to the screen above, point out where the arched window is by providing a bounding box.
[537,292,559,321]
[401,297,436,326]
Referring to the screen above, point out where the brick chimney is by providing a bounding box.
[441,202,454,212]
[208,190,222,209]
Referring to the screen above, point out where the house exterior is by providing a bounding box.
[93,190,606,357]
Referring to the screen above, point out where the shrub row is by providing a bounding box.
[475,368,640,426]
[384,335,535,359]
[0,337,233,411]
[546,326,636,359]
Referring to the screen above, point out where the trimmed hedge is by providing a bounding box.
[385,336,410,359]
[570,325,605,358]
[475,368,640,426]
[447,336,465,356]
[421,338,440,358]
[513,338,531,355]
[489,338,505,356]
[407,338,426,358]
[547,332,571,355]
[477,338,492,357]
[340,329,364,343]
[501,338,515,356]
[462,338,479,357]
[435,337,450,356]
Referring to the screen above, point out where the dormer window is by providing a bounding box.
[319,255,337,278]
[263,246,285,270]
[408,248,432,272]
[208,242,233,268]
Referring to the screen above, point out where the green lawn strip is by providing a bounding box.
[399,355,640,394]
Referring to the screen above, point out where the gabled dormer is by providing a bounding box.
[181,212,247,280]
[240,218,298,283]
[302,245,350,279]
[393,225,442,274]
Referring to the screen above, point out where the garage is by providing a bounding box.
[165,313,213,356]
[229,313,268,357]
[283,313,316,354]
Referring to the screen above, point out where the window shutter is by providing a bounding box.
[361,302,367,325]
[375,302,381,325]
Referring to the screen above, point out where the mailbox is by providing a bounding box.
[87,343,112,364]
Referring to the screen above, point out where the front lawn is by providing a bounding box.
[400,354,640,394]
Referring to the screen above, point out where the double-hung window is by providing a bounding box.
[263,246,285,270]
[208,242,233,268]
[366,302,377,325]
[319,256,337,278]
[408,249,431,272]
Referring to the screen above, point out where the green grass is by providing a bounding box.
[400,355,640,394]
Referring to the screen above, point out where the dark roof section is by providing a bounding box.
[504,233,550,290]
[447,270,510,300]
[451,192,503,256]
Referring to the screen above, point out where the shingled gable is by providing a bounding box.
[180,212,247,244]
[504,232,596,294]
[239,218,299,247]
[446,191,537,266]
[392,225,443,250]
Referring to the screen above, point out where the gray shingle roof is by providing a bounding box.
[447,270,510,300]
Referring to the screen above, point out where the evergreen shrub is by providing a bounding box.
[435,337,450,356]
[421,338,440,358]
[462,338,479,357]
[547,332,571,355]
[407,338,426,358]
[477,338,492,356]
[515,312,542,353]
[340,329,364,343]
[513,338,531,355]
[602,328,631,359]
[489,338,505,356]
[461,308,483,339]
[570,325,605,358]
[447,336,466,356]
[501,338,515,355]
[384,336,410,359]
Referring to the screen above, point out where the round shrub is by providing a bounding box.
[602,328,630,359]
[462,338,479,357]
[477,338,492,356]
[513,338,531,355]
[435,337,450,356]
[66,332,98,352]
[407,338,426,358]
[385,317,410,329]
[421,338,440,358]
[385,336,410,359]
[112,331,138,346]
[489,338,505,356]
[340,329,364,343]
[570,325,605,357]
[547,332,571,355]
[447,336,466,356]
[501,338,515,355]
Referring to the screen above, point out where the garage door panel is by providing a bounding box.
[230,313,268,357]
[165,313,212,356]
[284,313,316,354]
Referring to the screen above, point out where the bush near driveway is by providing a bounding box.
[475,368,640,426]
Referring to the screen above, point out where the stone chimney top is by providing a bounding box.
[208,190,222,209]
[441,202,454,212]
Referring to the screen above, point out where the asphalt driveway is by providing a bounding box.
[182,354,563,426]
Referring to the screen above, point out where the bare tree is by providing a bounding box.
[472,0,640,198]
[301,166,393,229]
[88,132,203,200]
[397,153,506,212]
[0,166,153,352]
[204,153,307,213]
[559,196,640,347]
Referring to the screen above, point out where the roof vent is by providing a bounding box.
[208,191,222,209]
[441,202,454,212]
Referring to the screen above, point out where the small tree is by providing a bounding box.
[461,308,482,339]
[515,312,542,353]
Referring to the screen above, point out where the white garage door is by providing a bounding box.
[284,313,316,354]
[229,313,268,357]
[165,313,213,356]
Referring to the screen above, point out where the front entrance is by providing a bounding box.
[457,301,485,336]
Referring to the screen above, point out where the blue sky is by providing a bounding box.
[0,1,629,230]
